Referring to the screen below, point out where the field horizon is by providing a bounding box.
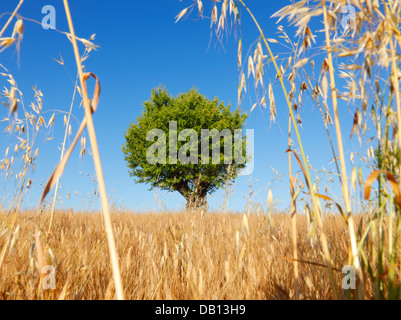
[0,210,387,300]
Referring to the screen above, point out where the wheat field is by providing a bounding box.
[0,210,389,300]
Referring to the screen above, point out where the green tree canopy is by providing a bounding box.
[122,86,249,209]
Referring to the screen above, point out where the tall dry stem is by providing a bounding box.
[62,0,124,300]
[238,0,338,299]
[322,1,364,297]
[0,0,24,38]
[48,77,79,235]
[288,115,299,300]
[383,1,401,177]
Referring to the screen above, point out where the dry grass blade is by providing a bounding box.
[48,76,79,235]
[312,193,348,224]
[285,148,309,190]
[35,228,46,287]
[364,170,401,208]
[0,0,25,38]
[62,0,124,300]
[285,148,337,298]
[288,149,346,223]
[280,256,342,273]
[39,73,100,204]
[321,2,363,298]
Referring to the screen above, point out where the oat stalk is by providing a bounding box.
[322,0,364,298]
[238,0,338,299]
[0,0,24,38]
[62,0,124,300]
[47,77,78,235]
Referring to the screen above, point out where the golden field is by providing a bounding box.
[1,211,393,300]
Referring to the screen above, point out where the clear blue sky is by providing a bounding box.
[0,0,373,213]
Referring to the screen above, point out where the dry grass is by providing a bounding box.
[0,210,392,300]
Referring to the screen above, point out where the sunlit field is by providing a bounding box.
[1,210,383,300]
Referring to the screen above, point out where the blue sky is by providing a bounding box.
[0,0,374,213]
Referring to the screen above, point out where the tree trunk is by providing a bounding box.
[185,193,208,210]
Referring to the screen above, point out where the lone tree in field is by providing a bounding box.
[122,87,249,209]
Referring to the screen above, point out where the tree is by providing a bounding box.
[122,86,249,209]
